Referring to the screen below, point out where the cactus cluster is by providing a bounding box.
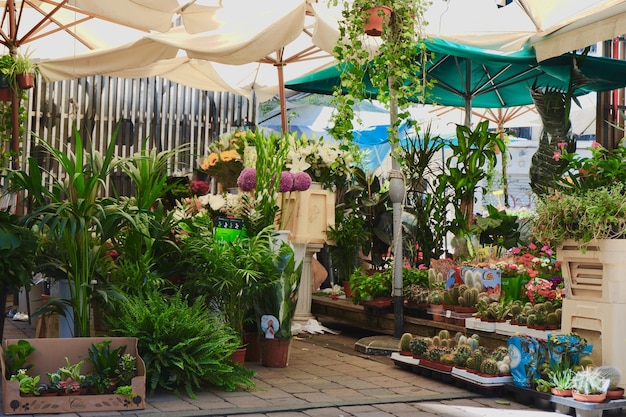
[458,287,479,308]
[480,358,499,375]
[595,366,621,390]
[409,337,429,358]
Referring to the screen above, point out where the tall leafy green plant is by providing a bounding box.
[241,130,289,237]
[254,244,303,341]
[444,120,505,236]
[401,126,450,265]
[7,126,134,336]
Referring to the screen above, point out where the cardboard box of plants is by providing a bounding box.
[0,337,146,415]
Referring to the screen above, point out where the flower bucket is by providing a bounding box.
[260,338,291,368]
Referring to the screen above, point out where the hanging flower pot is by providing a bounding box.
[362,6,392,36]
[16,73,34,90]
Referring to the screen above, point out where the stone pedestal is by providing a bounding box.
[293,242,324,325]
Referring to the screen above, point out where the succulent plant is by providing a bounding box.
[480,358,499,375]
[440,353,455,365]
[491,346,509,362]
[409,337,429,357]
[399,333,413,352]
[427,346,446,362]
[595,366,621,390]
[458,287,479,308]
[547,312,560,327]
[454,345,472,367]
[438,329,450,340]
[468,337,479,352]
[471,349,483,372]
[448,339,457,349]
[428,289,444,305]
[527,313,537,327]
[432,336,441,347]
[572,367,610,395]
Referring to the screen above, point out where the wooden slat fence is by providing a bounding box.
[15,73,255,196]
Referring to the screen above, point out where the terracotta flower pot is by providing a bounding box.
[606,388,625,399]
[362,6,392,36]
[16,73,34,90]
[572,391,606,403]
[551,388,573,397]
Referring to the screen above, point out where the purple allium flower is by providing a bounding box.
[279,171,294,193]
[237,168,256,191]
[292,172,312,191]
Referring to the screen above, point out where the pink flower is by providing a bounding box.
[292,172,312,191]
[190,180,209,196]
[552,151,561,161]
[237,168,256,191]
[591,141,601,148]
[528,243,537,250]
[279,171,294,193]
[557,142,567,149]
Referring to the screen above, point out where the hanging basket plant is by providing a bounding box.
[362,6,392,36]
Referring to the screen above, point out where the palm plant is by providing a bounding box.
[7,125,134,336]
[180,220,280,345]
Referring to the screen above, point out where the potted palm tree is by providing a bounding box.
[6,125,135,337]
[180,219,280,360]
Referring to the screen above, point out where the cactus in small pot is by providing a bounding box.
[409,337,429,358]
[547,312,560,328]
[399,333,413,354]
[595,366,621,391]
[480,358,499,375]
[438,329,450,340]
[572,367,610,396]
[454,345,472,367]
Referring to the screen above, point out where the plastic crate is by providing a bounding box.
[558,239,626,303]
[561,298,626,376]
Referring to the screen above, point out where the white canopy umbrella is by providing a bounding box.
[38,0,338,132]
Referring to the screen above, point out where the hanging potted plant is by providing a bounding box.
[10,49,37,90]
[330,0,432,147]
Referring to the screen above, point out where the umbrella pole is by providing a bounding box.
[276,63,288,133]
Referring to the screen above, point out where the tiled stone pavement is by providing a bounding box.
[1,318,616,417]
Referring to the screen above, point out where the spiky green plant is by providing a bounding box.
[7,125,134,337]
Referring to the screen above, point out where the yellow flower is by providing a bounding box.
[220,149,240,162]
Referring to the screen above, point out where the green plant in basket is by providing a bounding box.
[348,268,392,305]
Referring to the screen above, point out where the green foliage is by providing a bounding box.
[549,368,574,390]
[107,289,254,398]
[242,130,289,237]
[87,341,126,383]
[4,340,35,379]
[181,223,280,343]
[533,183,626,248]
[348,268,392,305]
[330,0,433,149]
[7,125,135,336]
[326,210,371,283]
[471,204,522,257]
[0,210,38,290]
[401,128,451,265]
[254,244,303,340]
[10,369,40,396]
[114,385,136,401]
[445,121,505,236]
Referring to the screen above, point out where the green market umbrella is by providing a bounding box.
[286,38,626,125]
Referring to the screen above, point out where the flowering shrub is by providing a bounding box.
[553,140,626,191]
[494,243,562,281]
[525,277,562,306]
[285,132,362,189]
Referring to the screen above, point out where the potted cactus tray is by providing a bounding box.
[452,367,512,386]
